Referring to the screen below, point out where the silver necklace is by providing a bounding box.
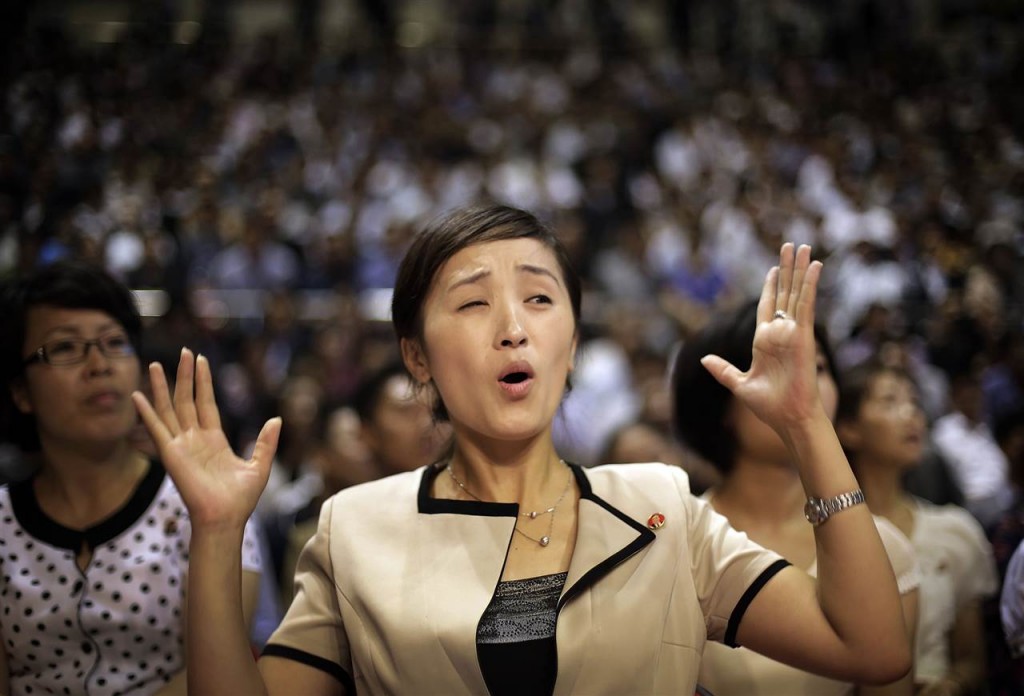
[446,461,572,548]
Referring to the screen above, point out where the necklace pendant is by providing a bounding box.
[528,510,538,519]
[539,535,551,547]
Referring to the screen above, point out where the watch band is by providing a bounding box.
[804,489,866,527]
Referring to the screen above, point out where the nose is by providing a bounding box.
[84,341,113,373]
[896,401,922,422]
[495,302,528,349]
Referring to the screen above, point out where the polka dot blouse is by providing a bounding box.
[0,460,263,696]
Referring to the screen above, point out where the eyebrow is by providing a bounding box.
[42,322,122,340]
[447,264,562,292]
[518,263,562,286]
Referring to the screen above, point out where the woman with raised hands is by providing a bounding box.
[132,204,911,696]
[672,299,919,695]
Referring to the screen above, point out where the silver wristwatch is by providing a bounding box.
[803,489,866,527]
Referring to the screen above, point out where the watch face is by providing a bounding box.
[804,498,826,525]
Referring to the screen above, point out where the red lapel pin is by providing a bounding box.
[647,512,666,530]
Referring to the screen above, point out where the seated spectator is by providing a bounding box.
[352,360,451,478]
[837,360,998,693]
[205,210,301,290]
[0,260,264,695]
[982,405,1024,694]
[272,405,377,605]
[932,364,1014,527]
[597,419,721,495]
[274,361,449,602]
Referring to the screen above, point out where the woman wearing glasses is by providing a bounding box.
[0,261,264,696]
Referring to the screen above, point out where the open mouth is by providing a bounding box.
[498,363,535,396]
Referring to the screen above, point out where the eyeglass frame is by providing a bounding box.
[22,333,137,367]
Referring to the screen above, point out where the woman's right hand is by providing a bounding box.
[132,348,280,532]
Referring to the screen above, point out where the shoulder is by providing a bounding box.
[0,483,15,527]
[580,463,698,520]
[582,462,693,498]
[932,413,968,436]
[913,498,986,538]
[911,498,994,569]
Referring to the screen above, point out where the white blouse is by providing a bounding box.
[909,497,998,684]
[0,461,263,696]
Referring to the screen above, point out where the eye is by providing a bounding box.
[528,295,553,305]
[102,334,134,354]
[47,340,80,358]
[458,300,487,311]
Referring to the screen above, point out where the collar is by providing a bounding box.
[416,461,656,607]
[9,459,166,552]
[415,462,657,692]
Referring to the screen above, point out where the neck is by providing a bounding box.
[448,433,565,509]
[852,457,910,518]
[714,455,806,523]
[35,438,148,520]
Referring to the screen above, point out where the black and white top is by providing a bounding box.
[477,571,568,696]
[0,460,263,696]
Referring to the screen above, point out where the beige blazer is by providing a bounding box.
[264,463,786,695]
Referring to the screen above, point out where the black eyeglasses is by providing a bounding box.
[23,333,136,367]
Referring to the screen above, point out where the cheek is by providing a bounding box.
[863,415,898,444]
[732,405,778,449]
[818,377,839,421]
[18,375,64,415]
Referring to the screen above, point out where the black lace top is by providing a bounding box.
[477,572,568,695]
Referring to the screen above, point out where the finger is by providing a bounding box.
[148,361,182,436]
[173,348,199,430]
[132,391,173,448]
[787,244,812,318]
[795,260,823,326]
[700,354,744,393]
[194,354,223,432]
[249,417,282,474]
[776,243,795,312]
[756,266,780,325]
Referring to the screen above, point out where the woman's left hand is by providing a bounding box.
[700,243,826,434]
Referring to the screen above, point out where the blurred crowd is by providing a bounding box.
[1,0,1023,686]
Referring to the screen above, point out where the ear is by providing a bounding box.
[400,338,432,385]
[9,380,33,415]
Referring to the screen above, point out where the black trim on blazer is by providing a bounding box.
[262,644,356,693]
[416,462,657,613]
[723,558,791,647]
[417,462,520,517]
[557,465,656,610]
[9,459,166,552]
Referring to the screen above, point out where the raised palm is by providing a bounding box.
[132,349,280,530]
[701,243,826,433]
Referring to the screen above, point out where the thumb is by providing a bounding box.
[249,417,282,473]
[701,354,744,393]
